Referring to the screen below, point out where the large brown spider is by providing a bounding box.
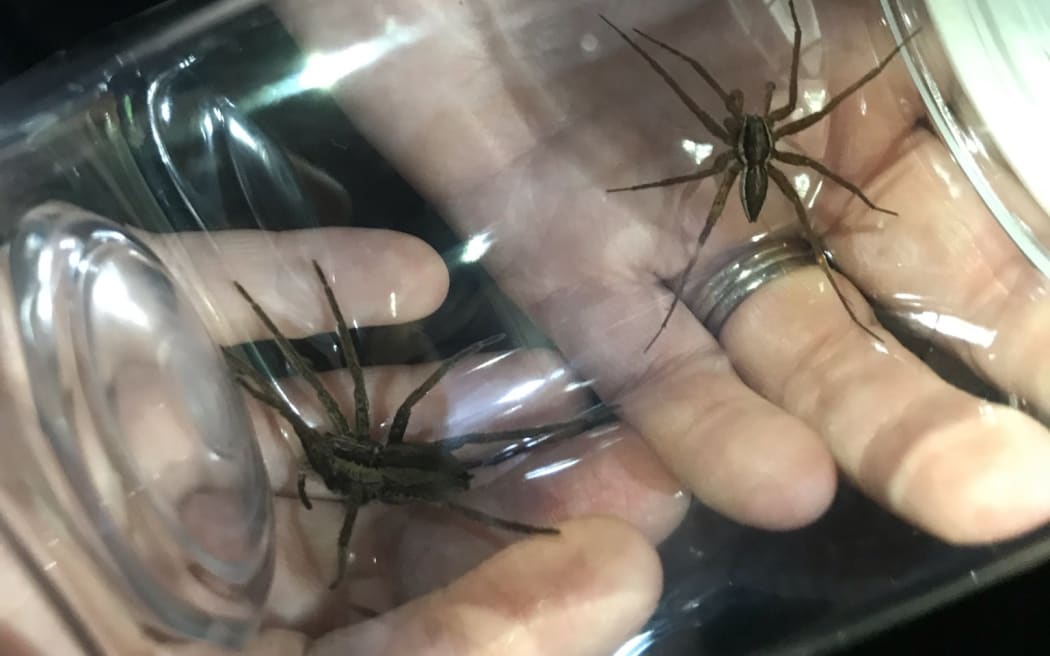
[601,1,918,350]
[226,262,614,588]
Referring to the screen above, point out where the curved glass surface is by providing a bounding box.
[0,0,1047,653]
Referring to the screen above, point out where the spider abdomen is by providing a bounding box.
[740,164,769,222]
[736,114,773,221]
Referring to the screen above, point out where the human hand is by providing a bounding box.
[275,0,1050,544]
[0,212,680,655]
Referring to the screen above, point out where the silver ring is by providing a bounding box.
[682,236,814,337]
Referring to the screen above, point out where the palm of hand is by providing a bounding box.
[236,0,1050,653]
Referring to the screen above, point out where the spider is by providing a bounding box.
[225,261,615,588]
[601,0,918,350]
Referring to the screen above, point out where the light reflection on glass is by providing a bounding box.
[612,629,657,656]
[523,457,579,480]
[563,379,596,393]
[34,246,54,326]
[298,25,423,90]
[792,171,811,198]
[388,292,398,319]
[802,88,827,115]
[225,113,268,164]
[961,126,989,158]
[244,26,424,110]
[497,378,545,405]
[461,232,492,263]
[94,267,150,330]
[681,139,714,165]
[200,109,215,140]
[905,310,997,347]
[469,350,514,372]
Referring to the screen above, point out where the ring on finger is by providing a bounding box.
[684,236,814,338]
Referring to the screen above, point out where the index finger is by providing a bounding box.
[146,226,449,344]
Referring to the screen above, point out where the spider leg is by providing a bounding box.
[297,470,313,510]
[312,261,370,437]
[767,165,884,342]
[329,501,361,589]
[767,0,801,121]
[773,150,897,215]
[762,81,776,116]
[630,25,742,118]
[600,15,730,142]
[775,30,919,138]
[608,151,730,193]
[234,281,352,436]
[442,404,617,450]
[385,334,505,445]
[441,501,559,536]
[448,405,620,470]
[224,349,325,452]
[645,163,741,352]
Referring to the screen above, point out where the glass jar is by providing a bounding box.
[1,0,1048,654]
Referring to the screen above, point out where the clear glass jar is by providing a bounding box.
[1,1,1048,654]
[882,0,1050,278]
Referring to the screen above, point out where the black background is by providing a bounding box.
[2,0,1046,653]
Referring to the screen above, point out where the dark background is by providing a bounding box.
[2,0,1046,653]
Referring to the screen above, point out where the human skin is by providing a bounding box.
[5,0,1050,653]
[274,0,1050,546]
[0,221,676,655]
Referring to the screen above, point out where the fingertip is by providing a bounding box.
[384,231,450,322]
[711,415,838,531]
[623,354,837,533]
[555,516,664,605]
[887,405,1050,544]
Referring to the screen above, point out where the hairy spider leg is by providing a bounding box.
[225,349,321,510]
[385,334,506,444]
[774,29,920,138]
[312,261,370,437]
[332,500,361,589]
[646,163,741,351]
[607,150,731,193]
[450,404,620,469]
[773,150,897,215]
[440,501,559,536]
[225,350,310,432]
[762,82,777,116]
[767,166,883,342]
[630,26,740,117]
[234,281,352,436]
[600,15,730,142]
[767,0,802,121]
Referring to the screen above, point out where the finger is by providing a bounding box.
[828,132,1050,415]
[306,517,661,656]
[0,525,90,655]
[520,277,839,531]
[722,266,1050,543]
[389,419,687,600]
[273,2,840,532]
[144,226,449,344]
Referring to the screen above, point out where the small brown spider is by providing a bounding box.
[601,1,918,350]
